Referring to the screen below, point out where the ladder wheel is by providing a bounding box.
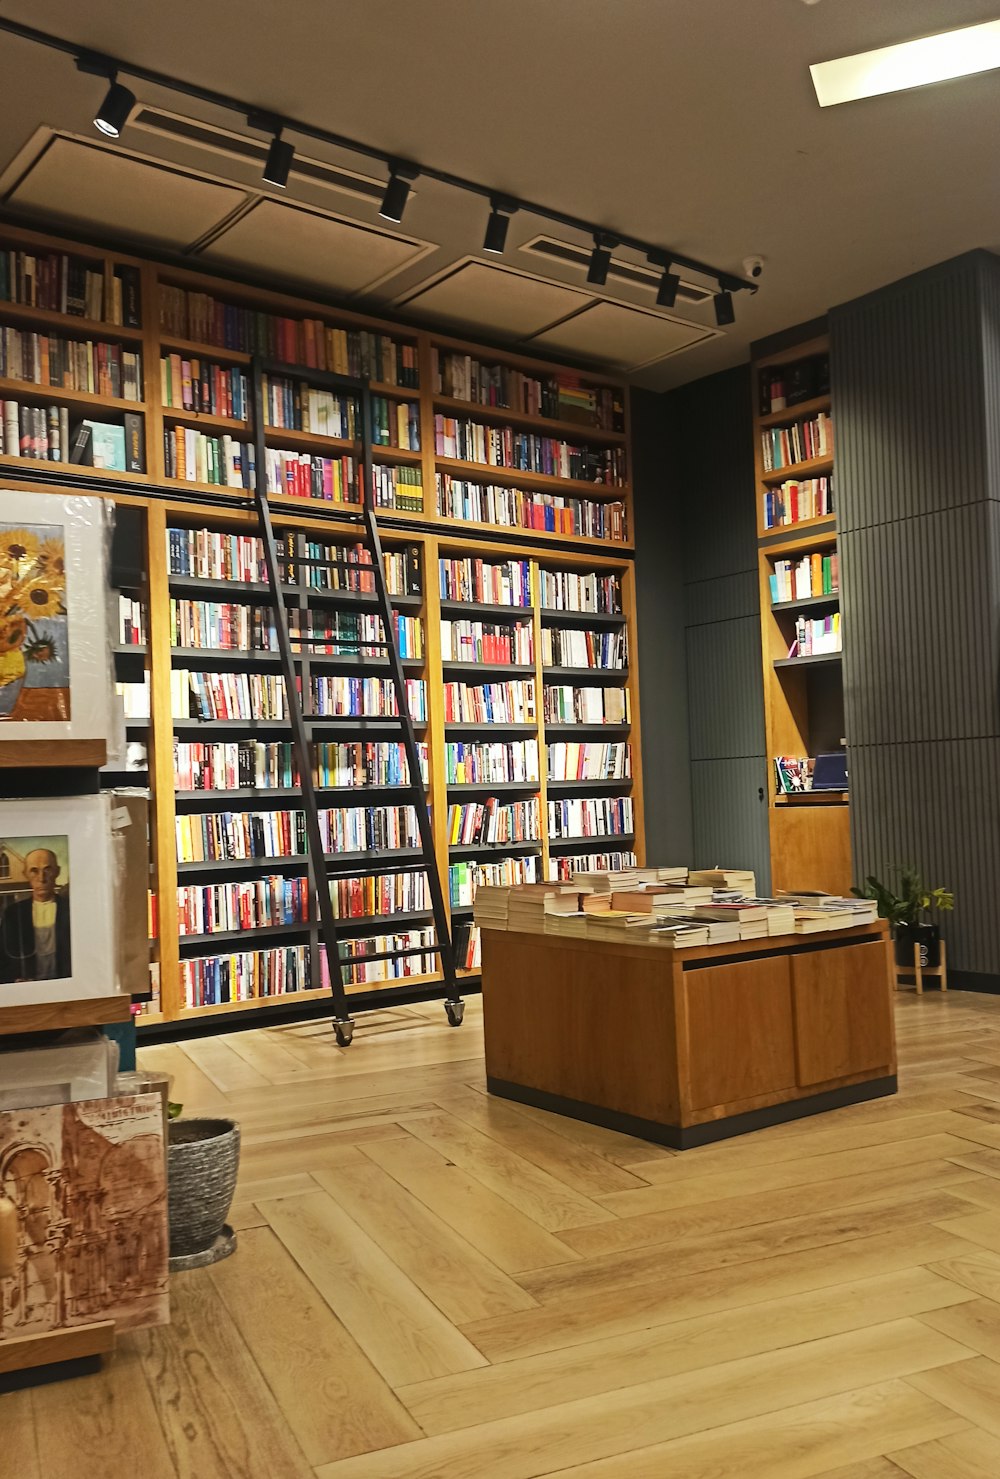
[333,1019,355,1047]
[444,1000,465,1028]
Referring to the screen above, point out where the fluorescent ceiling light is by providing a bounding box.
[811,19,1000,107]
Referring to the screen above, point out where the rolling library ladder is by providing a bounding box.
[246,357,462,1044]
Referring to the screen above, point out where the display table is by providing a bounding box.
[482,920,896,1148]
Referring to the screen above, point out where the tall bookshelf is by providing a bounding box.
[0,220,643,1028]
[752,329,851,894]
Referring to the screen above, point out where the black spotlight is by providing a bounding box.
[263,133,294,188]
[94,79,135,138]
[714,289,736,326]
[587,236,614,286]
[656,266,681,308]
[483,199,513,255]
[379,167,413,223]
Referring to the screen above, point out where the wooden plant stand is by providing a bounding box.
[895,938,948,994]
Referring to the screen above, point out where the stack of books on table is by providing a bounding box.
[472,885,512,931]
[687,868,757,894]
[691,902,771,940]
[506,884,581,934]
[648,920,711,948]
[583,910,656,943]
[779,893,880,933]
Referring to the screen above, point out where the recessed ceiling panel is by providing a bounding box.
[527,301,717,370]
[397,260,590,338]
[5,137,246,246]
[202,199,432,295]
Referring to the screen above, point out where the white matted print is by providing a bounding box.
[0,491,110,742]
[0,794,117,1006]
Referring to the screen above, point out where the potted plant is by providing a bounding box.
[166,1103,241,1270]
[853,865,954,969]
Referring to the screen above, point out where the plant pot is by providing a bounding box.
[167,1117,240,1267]
[893,921,940,970]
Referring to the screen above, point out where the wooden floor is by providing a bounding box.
[14,992,1000,1476]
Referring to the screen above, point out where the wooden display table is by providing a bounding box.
[482,920,896,1148]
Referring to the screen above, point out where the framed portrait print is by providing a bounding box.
[0,794,117,1007]
[0,490,111,743]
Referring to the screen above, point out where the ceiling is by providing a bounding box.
[0,0,998,390]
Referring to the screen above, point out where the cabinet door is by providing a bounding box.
[791,940,894,1087]
[684,955,797,1112]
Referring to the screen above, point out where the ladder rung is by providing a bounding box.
[332,944,442,964]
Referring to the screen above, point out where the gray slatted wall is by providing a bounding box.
[670,367,771,889]
[831,251,1000,984]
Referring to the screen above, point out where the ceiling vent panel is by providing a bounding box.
[521,233,714,305]
[3,137,247,247]
[526,301,717,371]
[200,198,433,296]
[396,260,590,338]
[131,106,387,204]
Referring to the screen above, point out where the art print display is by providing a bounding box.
[0,795,116,1007]
[0,1093,169,1339]
[0,491,111,742]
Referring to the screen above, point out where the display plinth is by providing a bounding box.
[0,1321,115,1390]
[482,921,896,1149]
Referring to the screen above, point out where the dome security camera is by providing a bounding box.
[743,256,765,280]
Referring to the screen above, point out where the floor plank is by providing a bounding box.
[0,1391,40,1479]
[259,1187,488,1385]
[209,1226,420,1465]
[891,1425,1000,1477]
[908,1355,1000,1437]
[919,1297,1000,1362]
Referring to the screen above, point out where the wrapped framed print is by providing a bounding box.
[0,491,111,742]
[0,793,117,1007]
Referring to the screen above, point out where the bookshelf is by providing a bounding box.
[753,330,850,894]
[0,221,643,1027]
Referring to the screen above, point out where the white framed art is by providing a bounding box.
[0,490,111,742]
[0,793,117,1007]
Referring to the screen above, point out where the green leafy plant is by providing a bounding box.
[167,1101,184,1120]
[852,865,954,928]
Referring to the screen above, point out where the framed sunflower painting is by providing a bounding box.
[0,492,111,742]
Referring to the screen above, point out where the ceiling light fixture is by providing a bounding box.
[263,131,294,188]
[713,289,736,327]
[379,163,416,223]
[11,21,756,301]
[586,235,615,286]
[656,263,681,309]
[810,19,1000,107]
[483,197,514,255]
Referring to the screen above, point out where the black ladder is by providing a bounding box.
[249,355,462,1045]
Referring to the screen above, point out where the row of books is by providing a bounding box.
[760,411,833,472]
[548,741,631,780]
[1,249,141,326]
[118,595,146,646]
[177,876,310,936]
[541,627,627,669]
[434,416,627,485]
[432,351,624,431]
[758,354,829,416]
[308,676,427,721]
[0,400,69,462]
[448,798,541,846]
[454,922,481,971]
[449,854,539,908]
[441,618,533,666]
[0,328,142,400]
[436,478,627,542]
[166,527,422,596]
[181,944,311,1007]
[327,929,439,987]
[168,600,423,660]
[547,796,634,839]
[790,613,841,657]
[442,681,536,725]
[375,465,423,513]
[331,871,429,919]
[161,429,252,487]
[543,686,630,725]
[445,740,539,785]
[769,551,839,603]
[372,398,420,451]
[762,476,834,530]
[537,569,622,615]
[181,670,288,721]
[261,376,356,436]
[551,850,636,880]
[176,803,419,862]
[439,557,532,608]
[174,739,427,791]
[161,356,249,419]
[270,450,360,505]
[159,286,419,385]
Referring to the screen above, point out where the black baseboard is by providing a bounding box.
[486,1075,898,1150]
[0,1354,102,1394]
[944,972,1000,995]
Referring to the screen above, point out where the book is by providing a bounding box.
[68,421,93,465]
[84,419,127,471]
[124,411,145,473]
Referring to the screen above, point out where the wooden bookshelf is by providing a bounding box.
[752,329,849,894]
[0,221,643,1027]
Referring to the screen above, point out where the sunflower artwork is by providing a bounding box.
[0,523,69,721]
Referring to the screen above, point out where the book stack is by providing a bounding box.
[693,902,770,940]
[449,855,538,907]
[471,885,512,932]
[648,921,710,949]
[584,909,654,943]
[688,869,757,894]
[506,885,581,934]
